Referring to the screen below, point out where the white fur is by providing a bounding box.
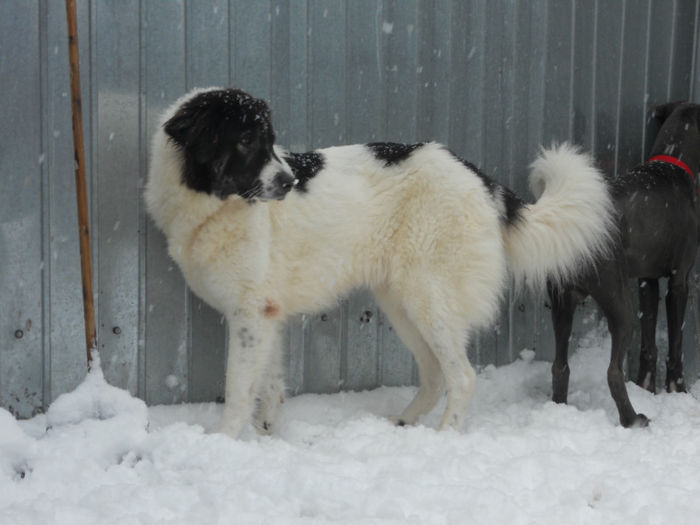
[145,92,614,438]
[506,143,616,290]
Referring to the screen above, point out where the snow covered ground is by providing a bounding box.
[3,322,700,525]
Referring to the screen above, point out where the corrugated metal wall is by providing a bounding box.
[2,0,700,417]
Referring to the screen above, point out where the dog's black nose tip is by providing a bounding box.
[275,172,297,194]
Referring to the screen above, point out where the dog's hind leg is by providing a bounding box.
[420,328,475,431]
[548,282,580,404]
[637,278,660,393]
[665,272,689,393]
[375,288,445,426]
[591,269,650,427]
[392,289,475,431]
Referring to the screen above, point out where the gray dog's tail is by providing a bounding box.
[504,143,615,291]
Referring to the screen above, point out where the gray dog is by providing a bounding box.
[548,101,700,427]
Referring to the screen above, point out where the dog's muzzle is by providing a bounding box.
[258,160,297,200]
[270,171,298,199]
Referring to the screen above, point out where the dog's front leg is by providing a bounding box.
[252,326,286,435]
[220,309,275,439]
[637,278,659,392]
[665,272,689,393]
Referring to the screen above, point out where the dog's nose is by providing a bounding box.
[274,172,297,195]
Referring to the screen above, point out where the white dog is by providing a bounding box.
[145,87,614,438]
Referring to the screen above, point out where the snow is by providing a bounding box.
[3,323,700,524]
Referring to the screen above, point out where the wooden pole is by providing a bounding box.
[65,0,97,367]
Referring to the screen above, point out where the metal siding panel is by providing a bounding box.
[286,314,305,397]
[282,0,309,395]
[187,0,230,89]
[612,1,651,384]
[536,2,556,360]
[143,0,188,406]
[522,1,553,363]
[378,0,419,386]
[482,0,509,182]
[696,1,700,102]
[593,0,624,178]
[573,0,596,150]
[453,0,486,164]
[592,0,627,372]
[669,1,697,101]
[686,281,700,388]
[378,313,413,387]
[94,0,141,394]
[531,0,576,364]
[383,0,418,142]
[455,0,486,377]
[270,0,292,144]
[0,1,44,418]
[617,0,651,176]
[483,0,517,367]
[668,0,699,389]
[233,0,271,99]
[690,0,700,386]
[309,0,346,148]
[543,0,574,144]
[346,0,383,143]
[304,0,346,393]
[564,0,605,368]
[646,0,675,155]
[344,0,383,391]
[569,1,623,369]
[526,1,547,155]
[447,1,471,158]
[185,0,229,404]
[45,0,88,404]
[5,0,700,413]
[508,2,544,362]
[287,0,309,152]
[345,291,379,391]
[304,308,343,394]
[416,0,451,144]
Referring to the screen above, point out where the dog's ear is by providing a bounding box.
[164,108,198,148]
[651,101,686,125]
[164,107,221,166]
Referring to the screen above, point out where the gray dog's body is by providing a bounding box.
[549,102,700,427]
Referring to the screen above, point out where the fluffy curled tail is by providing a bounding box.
[504,143,615,291]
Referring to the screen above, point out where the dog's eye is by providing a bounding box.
[239,132,254,147]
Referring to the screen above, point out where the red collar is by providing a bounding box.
[648,154,695,180]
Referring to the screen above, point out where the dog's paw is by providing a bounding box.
[666,377,687,394]
[387,415,412,427]
[253,419,274,436]
[628,413,651,429]
[636,370,656,394]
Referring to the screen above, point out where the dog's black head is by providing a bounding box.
[164,88,296,201]
[650,101,700,168]
[652,101,687,126]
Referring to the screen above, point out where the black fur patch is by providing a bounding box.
[452,154,524,226]
[283,152,325,192]
[367,142,425,166]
